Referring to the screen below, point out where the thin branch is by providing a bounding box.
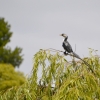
[45,48,64,53]
[43,48,74,57]
[75,44,76,52]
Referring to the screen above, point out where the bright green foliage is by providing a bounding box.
[0,18,23,67]
[0,64,25,91]
[0,49,100,100]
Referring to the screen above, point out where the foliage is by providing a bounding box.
[0,18,23,67]
[0,49,100,100]
[0,47,23,67]
[0,64,25,91]
[0,18,12,47]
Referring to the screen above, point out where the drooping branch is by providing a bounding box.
[40,48,95,75]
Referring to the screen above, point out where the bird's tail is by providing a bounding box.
[72,52,95,74]
[72,52,91,66]
[72,52,81,59]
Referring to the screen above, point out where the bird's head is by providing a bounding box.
[60,33,68,38]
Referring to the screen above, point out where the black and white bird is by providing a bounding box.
[60,33,81,59]
[60,33,94,74]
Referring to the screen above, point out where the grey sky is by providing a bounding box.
[0,0,100,74]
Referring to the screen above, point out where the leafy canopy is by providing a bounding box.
[0,64,25,91]
[0,49,100,100]
[0,18,23,67]
[0,18,12,47]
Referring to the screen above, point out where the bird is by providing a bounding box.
[60,33,95,74]
[60,33,81,59]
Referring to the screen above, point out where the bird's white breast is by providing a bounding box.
[63,41,68,46]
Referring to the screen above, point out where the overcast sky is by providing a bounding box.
[0,0,100,75]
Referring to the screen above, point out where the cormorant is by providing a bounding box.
[60,33,94,74]
[60,33,80,59]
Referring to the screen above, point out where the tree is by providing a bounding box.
[0,18,23,67]
[0,18,12,47]
[0,64,25,91]
[0,49,100,100]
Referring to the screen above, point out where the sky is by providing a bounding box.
[0,0,100,75]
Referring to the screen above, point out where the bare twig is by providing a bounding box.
[45,48,63,53]
[43,48,75,57]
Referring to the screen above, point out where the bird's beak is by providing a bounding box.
[60,34,62,36]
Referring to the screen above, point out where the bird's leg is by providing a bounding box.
[64,51,68,55]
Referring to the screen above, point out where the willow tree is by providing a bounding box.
[0,49,100,100]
